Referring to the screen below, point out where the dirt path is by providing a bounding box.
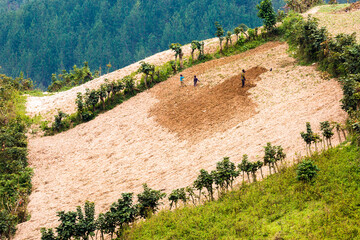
[15,42,347,239]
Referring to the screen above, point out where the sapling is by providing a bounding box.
[215,21,225,53]
[320,121,334,148]
[300,122,315,155]
[194,169,214,202]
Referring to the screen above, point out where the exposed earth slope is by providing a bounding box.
[15,39,346,239]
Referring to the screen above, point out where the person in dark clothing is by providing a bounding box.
[241,69,246,87]
[194,75,200,87]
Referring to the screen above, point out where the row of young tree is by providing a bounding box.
[300,121,347,155]
[0,74,33,239]
[41,141,287,240]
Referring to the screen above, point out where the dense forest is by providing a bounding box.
[0,0,287,88]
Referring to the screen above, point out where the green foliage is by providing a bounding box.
[52,111,68,133]
[285,0,323,13]
[340,74,360,114]
[264,142,286,173]
[212,157,239,194]
[137,184,166,219]
[283,14,327,63]
[168,188,187,209]
[105,193,137,237]
[40,228,56,240]
[138,62,155,88]
[238,154,253,182]
[296,159,320,182]
[48,62,96,92]
[320,121,334,147]
[215,21,225,52]
[75,201,96,240]
[301,122,315,145]
[0,115,32,239]
[125,145,360,239]
[0,210,17,239]
[225,31,232,48]
[0,0,280,87]
[257,0,277,31]
[318,33,358,77]
[194,169,214,201]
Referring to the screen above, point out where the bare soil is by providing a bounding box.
[151,66,267,141]
[15,42,347,240]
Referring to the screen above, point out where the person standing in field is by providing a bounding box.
[241,69,246,87]
[180,74,184,87]
[193,75,200,87]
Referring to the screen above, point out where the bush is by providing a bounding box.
[296,159,320,183]
[137,184,166,219]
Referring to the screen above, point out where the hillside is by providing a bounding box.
[0,0,285,88]
[15,38,346,239]
[14,3,360,239]
[125,143,360,239]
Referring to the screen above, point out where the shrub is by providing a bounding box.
[296,159,320,183]
[168,188,187,209]
[137,184,166,219]
[194,169,214,202]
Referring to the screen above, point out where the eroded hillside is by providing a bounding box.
[15,40,346,239]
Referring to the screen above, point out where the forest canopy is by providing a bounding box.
[0,0,286,88]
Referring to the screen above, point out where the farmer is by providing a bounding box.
[193,75,200,87]
[241,69,246,87]
[180,74,184,87]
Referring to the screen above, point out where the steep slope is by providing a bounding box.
[15,41,346,239]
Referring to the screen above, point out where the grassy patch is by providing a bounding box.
[23,89,52,97]
[318,4,349,13]
[125,143,360,239]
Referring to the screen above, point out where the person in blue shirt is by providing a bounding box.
[180,74,184,87]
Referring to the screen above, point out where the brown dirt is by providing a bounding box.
[151,66,267,141]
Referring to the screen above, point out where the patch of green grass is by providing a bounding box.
[318,4,349,13]
[23,89,51,97]
[125,143,360,239]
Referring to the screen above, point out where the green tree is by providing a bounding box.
[296,159,320,183]
[320,121,334,148]
[234,27,241,42]
[137,184,166,219]
[215,21,225,53]
[74,201,96,240]
[194,169,214,202]
[138,61,155,88]
[98,84,107,110]
[212,157,239,195]
[300,122,315,155]
[257,0,277,32]
[225,31,232,48]
[238,154,252,183]
[190,40,198,61]
[107,193,138,237]
[169,43,183,70]
[85,89,99,112]
[168,188,186,209]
